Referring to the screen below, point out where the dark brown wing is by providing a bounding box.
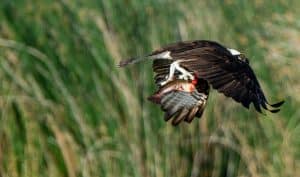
[151,40,284,113]
[151,40,232,85]
[152,59,173,85]
[119,40,218,67]
[150,40,225,56]
[148,89,208,125]
[176,48,284,113]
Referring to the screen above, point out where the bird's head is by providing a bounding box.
[227,48,249,64]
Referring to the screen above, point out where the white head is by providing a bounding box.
[227,48,241,56]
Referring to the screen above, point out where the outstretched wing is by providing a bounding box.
[175,48,284,113]
[148,90,208,126]
[151,40,284,113]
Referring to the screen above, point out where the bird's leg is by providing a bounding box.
[160,61,177,86]
[160,61,194,86]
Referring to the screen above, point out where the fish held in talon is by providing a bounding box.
[148,80,198,104]
[119,40,284,125]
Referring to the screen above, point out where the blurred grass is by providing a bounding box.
[0,0,299,177]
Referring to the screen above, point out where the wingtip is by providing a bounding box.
[118,56,148,67]
[261,100,283,114]
[164,112,173,121]
[118,60,130,67]
[147,94,161,104]
[269,100,285,108]
[258,100,285,114]
[270,109,281,113]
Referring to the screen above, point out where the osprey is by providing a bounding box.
[119,40,284,125]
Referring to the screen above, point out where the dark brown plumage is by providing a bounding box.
[119,40,284,125]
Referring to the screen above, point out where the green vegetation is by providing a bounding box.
[0,1,299,177]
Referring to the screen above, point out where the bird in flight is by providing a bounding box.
[119,40,284,125]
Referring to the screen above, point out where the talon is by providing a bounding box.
[161,61,194,86]
[178,72,194,81]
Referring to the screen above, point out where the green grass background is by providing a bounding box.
[0,0,299,177]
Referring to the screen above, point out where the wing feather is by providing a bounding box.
[172,46,284,113]
[185,107,200,123]
[150,40,283,113]
[149,87,209,125]
[172,108,190,125]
